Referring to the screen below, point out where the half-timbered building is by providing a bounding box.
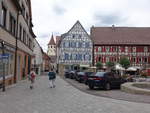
[91,26,150,68]
[58,21,93,70]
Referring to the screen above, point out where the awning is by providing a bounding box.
[115,64,125,70]
[80,65,90,67]
[127,67,138,71]
[89,66,97,69]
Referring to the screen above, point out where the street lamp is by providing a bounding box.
[1,41,5,92]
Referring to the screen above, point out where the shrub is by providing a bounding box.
[96,62,103,69]
[140,72,148,78]
[119,57,130,69]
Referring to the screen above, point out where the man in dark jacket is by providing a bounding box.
[48,69,56,88]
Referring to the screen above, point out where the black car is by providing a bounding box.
[64,69,70,78]
[76,72,94,83]
[69,70,78,79]
[87,72,126,90]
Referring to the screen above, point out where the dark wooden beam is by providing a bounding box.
[13,0,22,11]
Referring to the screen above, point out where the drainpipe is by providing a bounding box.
[14,11,21,83]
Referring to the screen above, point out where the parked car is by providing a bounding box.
[87,72,126,90]
[76,72,86,82]
[69,70,78,79]
[79,72,94,84]
[64,69,70,78]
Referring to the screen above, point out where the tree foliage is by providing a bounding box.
[119,57,130,69]
[106,61,115,68]
[96,62,103,69]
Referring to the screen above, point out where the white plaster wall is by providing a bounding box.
[33,39,43,65]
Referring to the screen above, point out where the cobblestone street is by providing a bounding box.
[64,77,150,104]
[0,75,150,113]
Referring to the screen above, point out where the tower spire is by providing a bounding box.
[48,33,55,45]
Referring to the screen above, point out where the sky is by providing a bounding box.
[31,0,150,52]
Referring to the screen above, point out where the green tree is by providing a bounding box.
[96,62,103,69]
[106,61,115,68]
[119,57,130,69]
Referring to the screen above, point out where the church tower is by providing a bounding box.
[47,34,56,56]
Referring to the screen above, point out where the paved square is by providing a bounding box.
[0,75,150,113]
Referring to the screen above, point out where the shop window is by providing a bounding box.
[9,54,14,75]
[0,62,3,78]
[1,6,7,28]
[0,52,12,77]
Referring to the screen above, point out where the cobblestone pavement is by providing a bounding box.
[0,75,150,113]
[64,78,150,104]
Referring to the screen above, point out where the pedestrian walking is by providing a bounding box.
[28,68,36,89]
[48,69,56,88]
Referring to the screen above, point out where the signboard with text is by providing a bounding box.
[0,54,9,63]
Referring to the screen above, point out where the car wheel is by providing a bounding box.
[85,81,88,85]
[89,83,94,89]
[75,78,78,81]
[79,79,82,83]
[105,83,111,90]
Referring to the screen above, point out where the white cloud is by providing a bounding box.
[31,0,150,52]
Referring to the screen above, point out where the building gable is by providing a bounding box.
[65,21,90,40]
[58,21,93,66]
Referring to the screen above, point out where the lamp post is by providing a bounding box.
[1,41,5,92]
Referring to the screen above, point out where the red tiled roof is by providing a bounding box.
[43,53,50,59]
[48,34,56,45]
[91,27,150,45]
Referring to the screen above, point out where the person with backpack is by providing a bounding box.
[28,68,36,89]
[48,69,56,88]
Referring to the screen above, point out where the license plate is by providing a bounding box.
[88,78,93,80]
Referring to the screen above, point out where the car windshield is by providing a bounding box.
[86,72,93,75]
[95,72,105,77]
[78,72,85,75]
